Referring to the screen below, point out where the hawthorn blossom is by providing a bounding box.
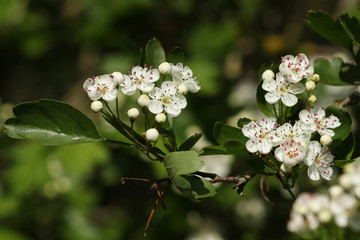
[299,108,341,136]
[304,141,334,181]
[171,63,200,93]
[121,65,159,95]
[279,53,314,83]
[83,74,119,102]
[330,192,357,227]
[275,139,306,167]
[262,73,304,107]
[148,81,187,117]
[242,117,279,154]
[276,121,311,144]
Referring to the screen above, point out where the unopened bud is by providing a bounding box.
[90,101,103,112]
[155,113,166,123]
[112,72,124,84]
[305,80,316,92]
[308,95,317,104]
[127,108,140,119]
[329,185,344,198]
[318,209,332,223]
[137,94,150,107]
[177,84,188,95]
[262,69,275,81]
[311,74,320,82]
[145,128,159,142]
[320,135,332,146]
[339,174,352,188]
[158,62,172,74]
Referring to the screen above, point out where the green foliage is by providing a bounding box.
[305,10,353,52]
[145,38,166,68]
[4,100,103,145]
[335,156,360,168]
[339,14,360,47]
[237,117,252,128]
[314,58,347,85]
[178,133,202,151]
[325,105,352,142]
[331,132,355,161]
[167,47,185,65]
[246,157,277,176]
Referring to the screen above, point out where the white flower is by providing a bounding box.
[121,65,160,95]
[111,71,124,84]
[127,108,140,119]
[146,128,159,142]
[171,63,200,93]
[275,139,306,167]
[276,121,311,144]
[304,141,334,181]
[83,74,119,102]
[261,69,275,81]
[158,62,172,74]
[155,113,166,123]
[279,53,314,83]
[90,101,103,112]
[299,108,341,136]
[262,73,304,107]
[148,81,187,117]
[177,84,188,95]
[330,192,357,227]
[241,117,279,154]
[137,94,150,107]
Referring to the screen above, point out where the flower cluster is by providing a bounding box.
[262,53,314,107]
[242,107,340,181]
[287,160,360,233]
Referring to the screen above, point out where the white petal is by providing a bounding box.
[289,83,305,94]
[161,81,177,96]
[87,86,101,101]
[242,123,259,138]
[281,93,298,107]
[149,87,162,99]
[131,66,143,75]
[83,78,94,91]
[265,91,281,104]
[275,147,284,162]
[165,104,181,117]
[246,139,258,153]
[186,80,201,93]
[325,115,341,129]
[171,66,183,84]
[262,79,277,91]
[172,94,187,109]
[320,167,333,180]
[308,165,320,181]
[121,84,137,96]
[103,88,118,102]
[148,100,163,114]
[259,140,273,154]
[138,82,155,93]
[147,69,160,82]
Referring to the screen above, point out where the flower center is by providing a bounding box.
[278,84,289,95]
[97,83,109,94]
[161,96,171,105]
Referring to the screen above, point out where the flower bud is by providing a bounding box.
[339,174,352,188]
[137,94,150,107]
[145,128,159,142]
[127,108,140,119]
[329,185,344,198]
[311,74,320,82]
[320,135,332,146]
[262,69,275,81]
[308,95,317,104]
[305,80,316,92]
[318,209,332,223]
[112,71,124,84]
[158,62,172,74]
[155,113,166,123]
[90,101,103,112]
[177,84,188,95]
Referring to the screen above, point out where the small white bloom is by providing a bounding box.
[308,94,317,104]
[304,141,334,181]
[241,117,280,154]
[275,139,306,167]
[320,135,332,146]
[83,74,119,102]
[155,113,166,123]
[305,80,316,92]
[158,62,172,74]
[279,53,314,83]
[171,63,200,93]
[121,65,160,95]
[329,185,344,198]
[148,81,187,117]
[137,94,150,107]
[287,211,307,233]
[90,101,103,112]
[261,69,275,81]
[127,108,140,119]
[262,73,305,107]
[299,108,341,136]
[146,128,159,142]
[276,121,311,144]
[318,209,332,223]
[330,193,357,227]
[111,71,124,84]
[177,84,188,95]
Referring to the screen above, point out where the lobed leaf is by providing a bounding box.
[339,14,360,47]
[314,58,348,85]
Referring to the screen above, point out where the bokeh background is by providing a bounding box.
[1,0,360,239]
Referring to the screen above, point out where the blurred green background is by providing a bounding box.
[1,0,360,239]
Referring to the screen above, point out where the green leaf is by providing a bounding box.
[325,105,352,142]
[305,10,353,52]
[237,117,252,128]
[330,132,355,161]
[159,128,177,152]
[167,47,185,64]
[335,156,360,168]
[339,63,360,85]
[200,145,227,155]
[339,14,360,47]
[179,133,202,151]
[164,151,204,177]
[172,175,216,200]
[145,38,166,68]
[314,57,348,85]
[246,157,277,176]
[4,100,102,145]
[213,121,247,145]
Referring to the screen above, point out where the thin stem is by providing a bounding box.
[104,139,137,148]
[104,101,116,117]
[115,98,120,118]
[272,104,279,121]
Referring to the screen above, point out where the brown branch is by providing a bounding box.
[260,175,274,206]
[336,90,360,107]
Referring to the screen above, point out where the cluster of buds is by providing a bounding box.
[288,160,360,233]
